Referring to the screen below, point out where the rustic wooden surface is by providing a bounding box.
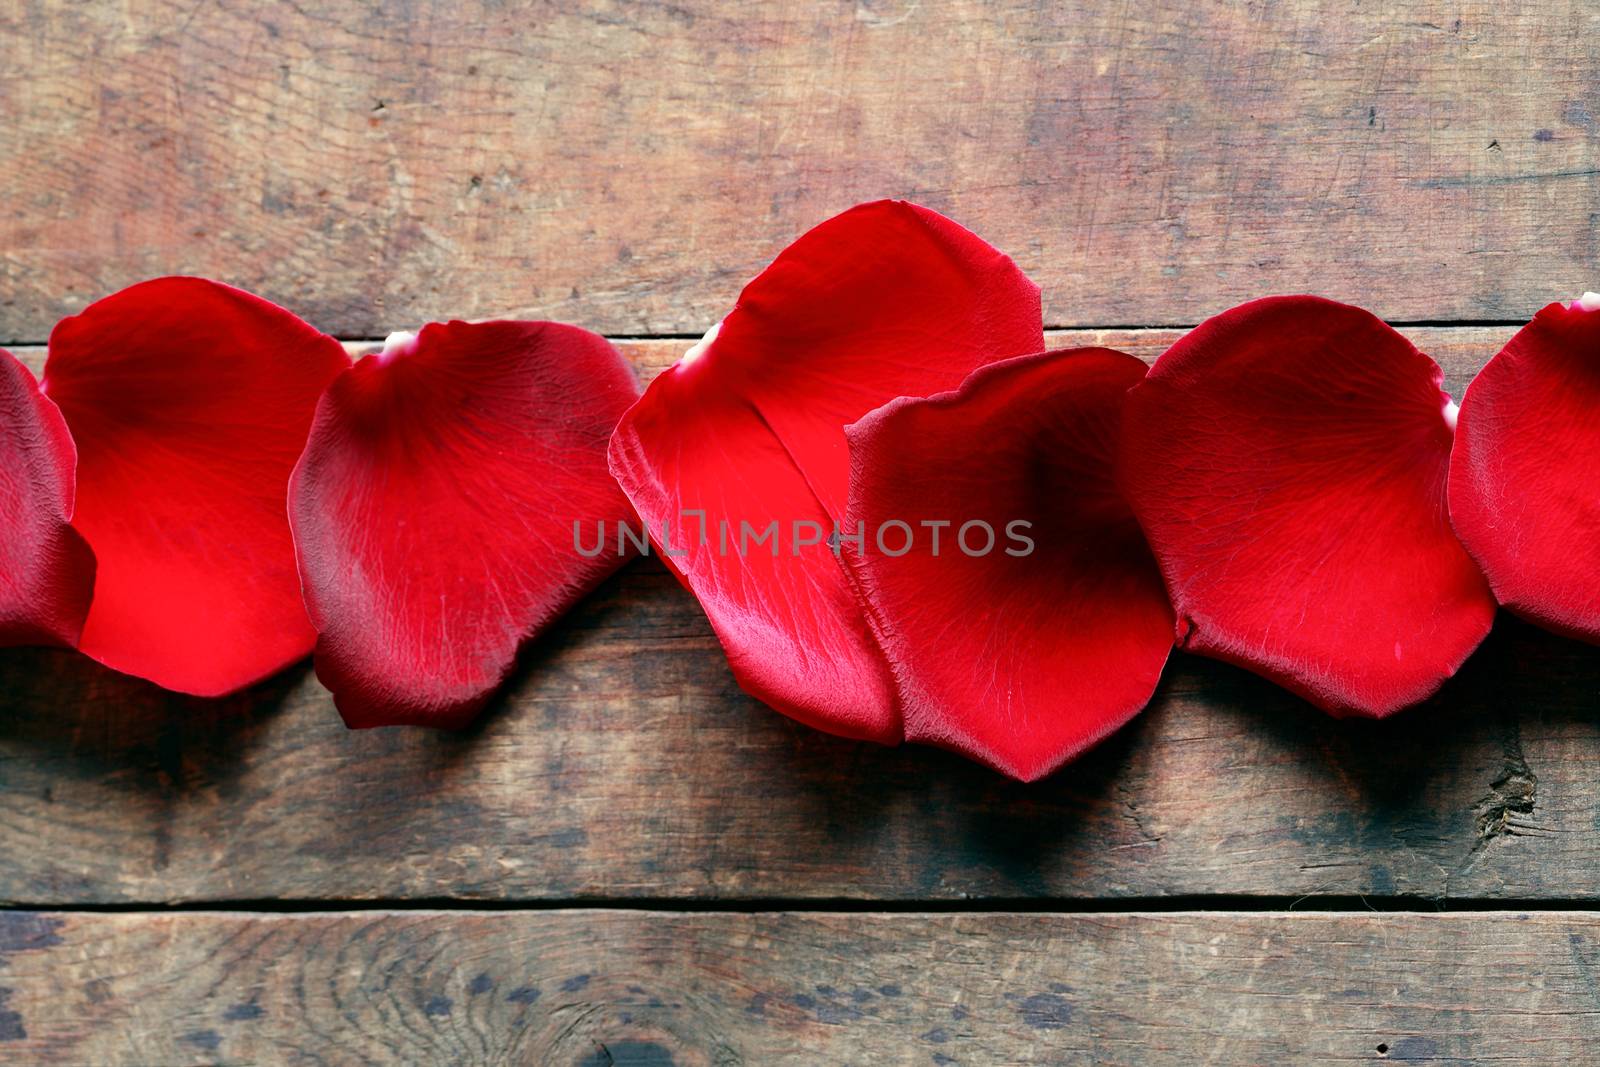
[4,909,1599,1065]
[10,328,1596,907]
[2,0,1599,342]
[6,0,1600,1060]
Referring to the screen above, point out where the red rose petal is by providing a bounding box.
[716,202,1046,519]
[44,277,350,695]
[289,321,640,729]
[1118,296,1495,716]
[609,200,1044,741]
[843,348,1173,781]
[609,359,898,741]
[1449,296,1600,642]
[0,347,95,647]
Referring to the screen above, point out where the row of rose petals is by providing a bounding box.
[0,200,1595,782]
[0,283,640,728]
[607,200,1547,781]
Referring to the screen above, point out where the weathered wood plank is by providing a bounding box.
[2,909,1598,1064]
[3,1,1597,342]
[12,587,1594,905]
[7,325,1591,906]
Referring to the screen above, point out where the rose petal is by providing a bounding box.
[609,359,899,740]
[44,277,350,695]
[609,200,1044,741]
[843,348,1173,781]
[289,321,640,728]
[1449,297,1600,642]
[716,201,1046,519]
[1118,296,1495,716]
[0,347,95,647]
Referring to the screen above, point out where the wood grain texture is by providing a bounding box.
[3,1,1599,343]
[5,324,1599,907]
[3,909,1599,1064]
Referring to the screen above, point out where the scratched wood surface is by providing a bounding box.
[4,909,1600,1064]
[2,0,1600,342]
[5,327,1595,906]
[7,0,1600,1061]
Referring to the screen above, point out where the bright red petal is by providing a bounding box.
[610,360,898,741]
[717,201,1045,519]
[1118,296,1495,716]
[44,277,350,695]
[609,200,1044,741]
[843,349,1173,781]
[289,321,640,729]
[0,348,94,647]
[1449,296,1600,642]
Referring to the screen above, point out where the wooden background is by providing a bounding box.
[3,1,1599,1063]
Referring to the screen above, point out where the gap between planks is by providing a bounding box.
[2,321,1537,349]
[3,896,1599,915]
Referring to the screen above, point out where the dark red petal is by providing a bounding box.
[44,277,350,695]
[290,321,640,729]
[843,348,1172,781]
[1449,295,1600,642]
[608,200,1044,742]
[0,348,95,647]
[1118,296,1495,717]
